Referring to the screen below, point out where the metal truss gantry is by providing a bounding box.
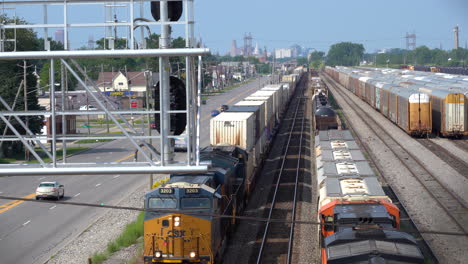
[0,0,209,175]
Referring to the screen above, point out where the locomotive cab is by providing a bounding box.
[144,146,248,264]
[144,176,219,264]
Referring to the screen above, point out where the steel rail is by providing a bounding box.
[417,138,468,179]
[322,73,468,235]
[256,82,306,264]
[287,97,305,264]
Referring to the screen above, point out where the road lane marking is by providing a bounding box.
[49,205,56,210]
[96,156,101,160]
[115,153,135,162]
[0,193,36,214]
[22,220,31,226]
[95,183,101,187]
[74,193,80,197]
[1,137,160,214]
[113,175,120,179]
[39,177,45,180]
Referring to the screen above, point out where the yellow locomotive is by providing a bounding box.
[143,146,248,264]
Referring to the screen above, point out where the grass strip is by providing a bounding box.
[27,146,90,164]
[75,139,113,144]
[0,158,16,164]
[90,212,144,264]
[89,179,168,263]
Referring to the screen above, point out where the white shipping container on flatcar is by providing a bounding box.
[280,82,291,102]
[243,96,274,124]
[210,112,256,151]
[234,100,267,129]
[250,90,280,120]
[262,84,287,113]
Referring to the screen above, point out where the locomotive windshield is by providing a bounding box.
[148,197,177,209]
[181,198,211,209]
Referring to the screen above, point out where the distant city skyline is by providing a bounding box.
[4,0,468,55]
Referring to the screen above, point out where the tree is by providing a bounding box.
[309,51,325,69]
[326,42,365,66]
[414,46,432,65]
[0,15,44,158]
[296,57,308,66]
[95,37,128,50]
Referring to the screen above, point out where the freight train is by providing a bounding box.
[325,66,467,137]
[143,69,306,264]
[401,64,468,76]
[314,103,425,262]
[313,89,425,263]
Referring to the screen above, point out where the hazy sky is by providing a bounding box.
[4,0,468,55]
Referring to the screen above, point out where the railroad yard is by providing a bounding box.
[0,2,467,264]
[220,68,468,263]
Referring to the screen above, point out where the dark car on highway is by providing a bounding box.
[220,105,229,112]
[211,110,220,117]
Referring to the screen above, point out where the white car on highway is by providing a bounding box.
[79,105,97,111]
[36,181,65,200]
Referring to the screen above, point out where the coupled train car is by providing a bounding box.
[315,129,425,264]
[143,69,305,264]
[326,66,467,137]
[312,76,338,130]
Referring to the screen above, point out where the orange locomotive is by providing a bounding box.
[315,129,424,263]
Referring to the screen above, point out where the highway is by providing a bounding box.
[0,75,272,264]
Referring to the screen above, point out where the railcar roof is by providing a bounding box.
[324,177,386,197]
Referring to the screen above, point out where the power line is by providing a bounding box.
[0,195,466,237]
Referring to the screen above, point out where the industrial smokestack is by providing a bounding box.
[454,25,459,49]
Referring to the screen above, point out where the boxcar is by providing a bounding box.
[420,88,465,137]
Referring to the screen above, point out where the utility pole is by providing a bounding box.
[84,66,90,135]
[20,60,33,160]
[145,71,153,188]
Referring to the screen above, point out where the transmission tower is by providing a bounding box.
[405,32,416,50]
[243,32,253,57]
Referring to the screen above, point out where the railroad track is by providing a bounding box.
[418,138,468,179]
[453,139,468,152]
[321,73,468,235]
[255,79,307,264]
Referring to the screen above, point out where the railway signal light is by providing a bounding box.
[151,1,183,22]
[153,76,186,136]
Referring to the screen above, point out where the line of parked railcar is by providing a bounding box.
[325,66,467,137]
[367,67,467,137]
[401,64,468,76]
[142,69,305,264]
